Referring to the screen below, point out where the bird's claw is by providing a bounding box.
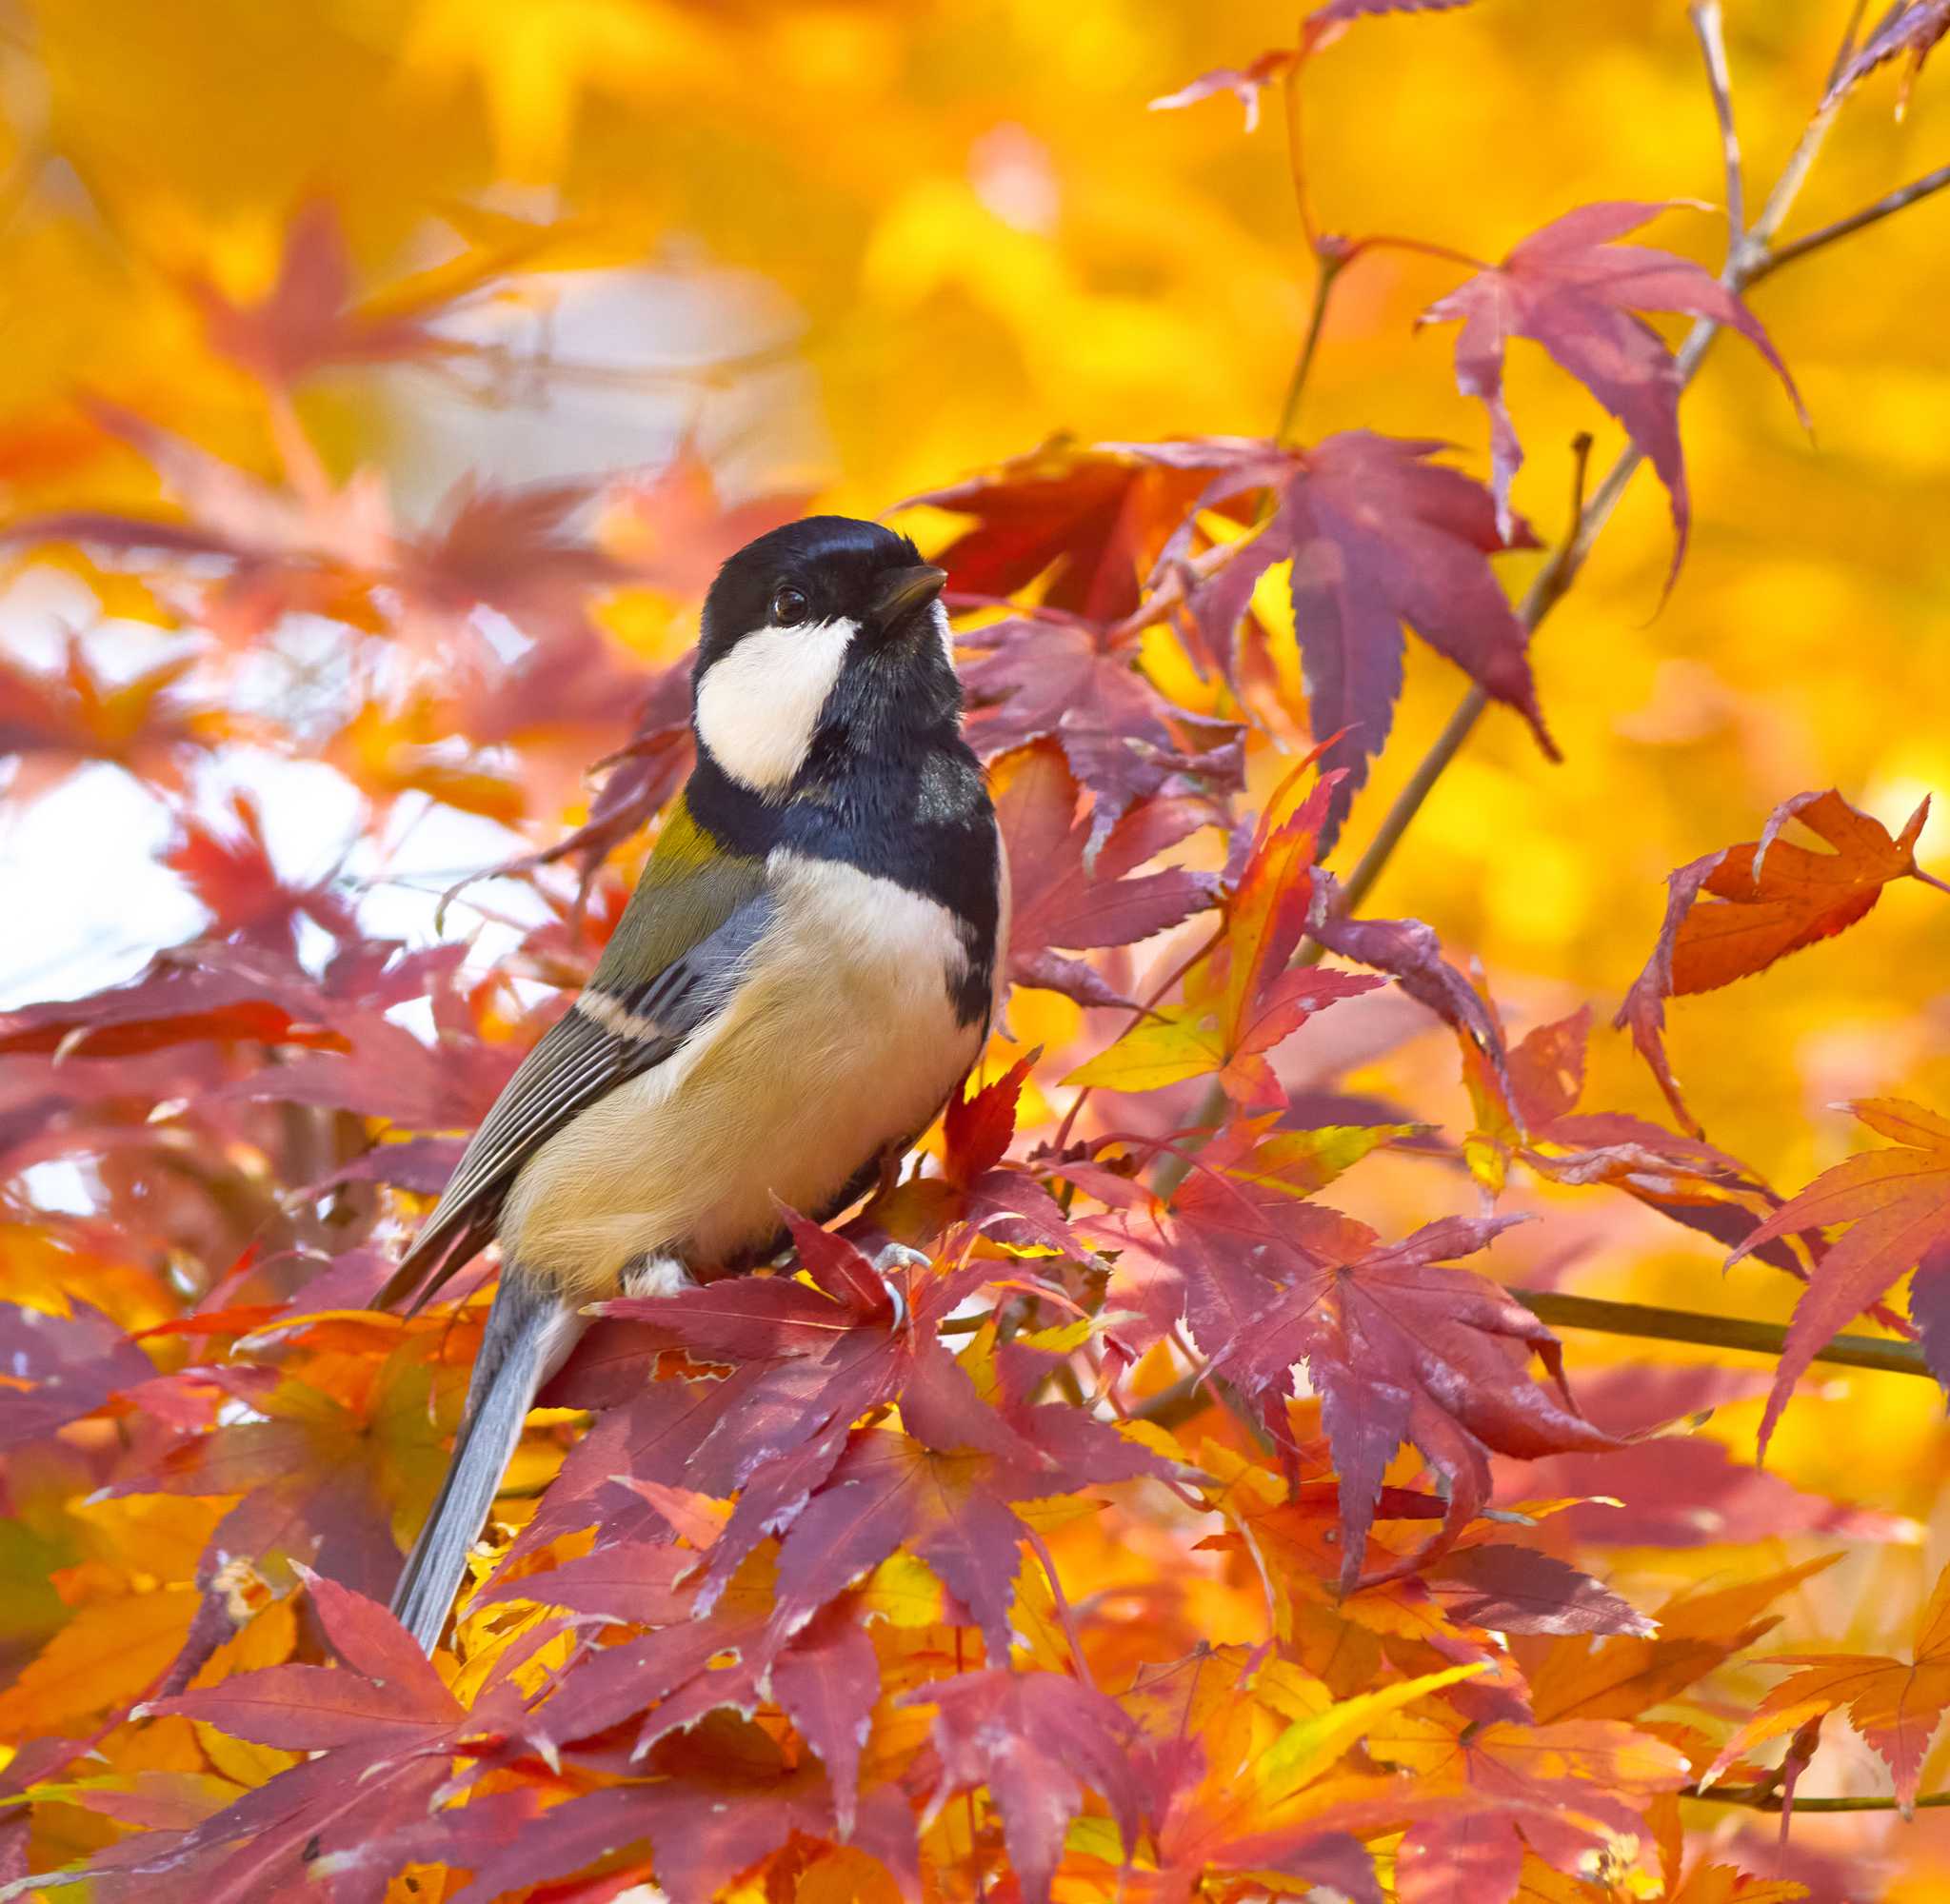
[869,1242,929,1332]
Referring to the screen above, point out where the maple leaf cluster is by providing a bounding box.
[3,3,1950,1902]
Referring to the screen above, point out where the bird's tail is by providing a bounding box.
[390,1272,581,1654]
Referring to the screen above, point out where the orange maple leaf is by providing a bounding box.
[1702,1557,1950,1815]
[1616,790,1943,1133]
[1730,1099,1950,1453]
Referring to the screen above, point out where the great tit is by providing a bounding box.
[379,515,1005,1653]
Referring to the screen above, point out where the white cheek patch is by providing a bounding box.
[927,598,956,672]
[694,616,856,793]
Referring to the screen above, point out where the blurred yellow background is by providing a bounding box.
[3,0,1948,1878]
[5,0,1942,1132]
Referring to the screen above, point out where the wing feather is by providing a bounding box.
[375,871,772,1312]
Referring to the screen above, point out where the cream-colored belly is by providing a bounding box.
[498,853,987,1295]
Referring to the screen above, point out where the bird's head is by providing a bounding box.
[693,515,955,798]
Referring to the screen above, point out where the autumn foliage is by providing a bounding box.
[4,3,1950,1901]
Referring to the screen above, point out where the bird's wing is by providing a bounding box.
[375,815,771,1313]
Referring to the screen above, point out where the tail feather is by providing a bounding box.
[390,1273,581,1654]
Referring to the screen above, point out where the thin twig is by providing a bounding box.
[1334,61,1853,920]
[1273,251,1346,446]
[1024,1526,1100,1693]
[1152,17,1942,1298]
[1511,1288,1931,1378]
[1824,0,1875,94]
[1687,1784,1950,1813]
[1339,306,1727,915]
[1051,924,1224,1155]
[1690,3,1746,241]
[1749,162,1950,282]
[1132,1364,1216,1432]
[1281,18,1319,253]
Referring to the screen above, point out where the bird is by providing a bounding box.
[377,515,1005,1654]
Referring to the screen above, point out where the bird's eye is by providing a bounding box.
[771,585,809,626]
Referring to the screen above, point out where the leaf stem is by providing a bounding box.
[1343,232,1490,270]
[1510,1287,1930,1378]
[1282,14,1319,253]
[1273,251,1346,446]
[1025,1525,1100,1692]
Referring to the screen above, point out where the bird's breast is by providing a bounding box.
[498,847,995,1295]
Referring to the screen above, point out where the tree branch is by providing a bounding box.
[1824,0,1875,95]
[1686,1784,1950,1813]
[1749,162,1950,282]
[1328,51,1857,920]
[1130,1288,1932,1436]
[1690,3,1745,242]
[1511,1288,1931,1379]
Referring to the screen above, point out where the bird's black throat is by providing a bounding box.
[686,662,1001,1029]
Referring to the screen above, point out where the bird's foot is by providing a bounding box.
[868,1242,929,1333]
[620,1254,694,1300]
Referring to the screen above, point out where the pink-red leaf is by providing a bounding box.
[1422,201,1804,573]
[912,1669,1142,1904]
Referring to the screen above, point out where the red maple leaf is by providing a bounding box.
[765,1418,1159,1660]
[1616,789,1941,1133]
[87,1571,527,1902]
[993,741,1222,1008]
[959,610,1242,844]
[1826,1,1950,112]
[1097,1184,1614,1588]
[185,203,445,387]
[1307,868,1516,1104]
[393,474,626,643]
[1149,0,1477,129]
[337,1718,917,1904]
[906,438,1221,623]
[0,1300,157,1452]
[0,932,453,1062]
[163,793,358,947]
[1461,1002,1824,1280]
[1065,762,1384,1107]
[909,1669,1143,1904]
[562,1216,1156,1657]
[872,1056,1079,1256]
[1430,1544,1653,1640]
[1124,434,1548,852]
[1508,1430,1911,1551]
[1421,202,1803,569]
[211,956,528,1145]
[184,200,567,389]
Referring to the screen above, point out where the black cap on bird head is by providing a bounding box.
[692,514,957,796]
[697,515,947,672]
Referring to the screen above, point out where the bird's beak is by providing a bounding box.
[870,563,948,631]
